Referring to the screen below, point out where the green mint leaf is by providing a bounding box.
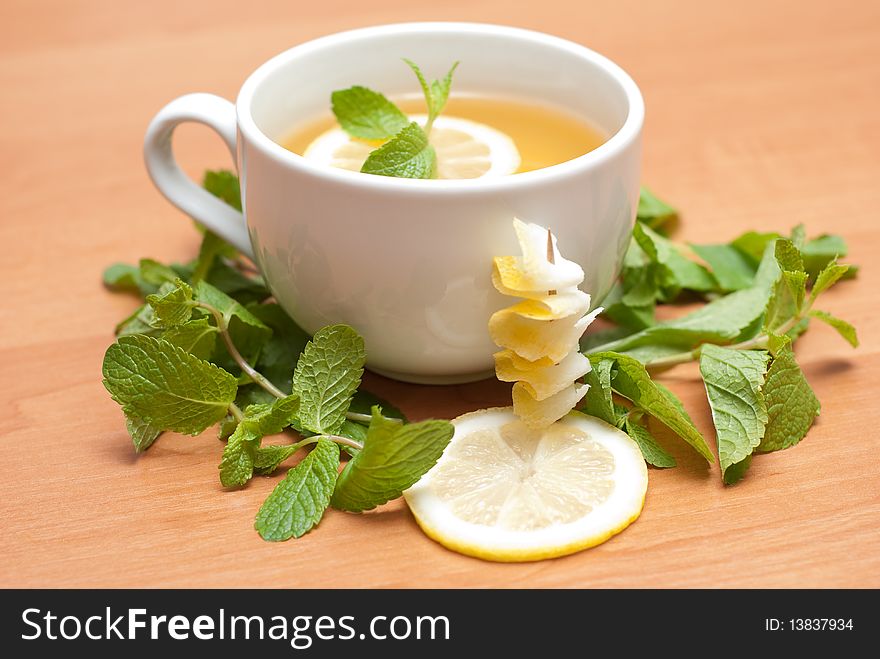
[253,444,301,475]
[192,232,236,284]
[809,259,851,305]
[809,310,859,347]
[633,223,717,297]
[689,243,756,291]
[125,413,162,452]
[636,186,678,233]
[160,318,219,360]
[255,440,339,541]
[403,59,458,126]
[731,231,782,266]
[331,408,454,512]
[292,324,366,435]
[361,122,436,179]
[764,270,807,333]
[340,390,407,458]
[102,334,237,435]
[203,260,270,306]
[195,280,271,366]
[699,344,771,484]
[203,169,242,211]
[763,241,807,334]
[247,302,310,394]
[624,418,676,468]
[759,335,820,452]
[115,303,161,337]
[601,279,657,330]
[146,278,194,329]
[802,234,855,280]
[589,352,714,462]
[774,238,805,273]
[219,396,300,487]
[580,357,617,425]
[138,258,179,293]
[103,263,141,293]
[331,86,410,140]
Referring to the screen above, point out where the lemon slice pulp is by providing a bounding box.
[302,115,521,179]
[404,407,648,562]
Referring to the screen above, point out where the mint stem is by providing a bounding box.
[197,302,288,399]
[229,402,245,422]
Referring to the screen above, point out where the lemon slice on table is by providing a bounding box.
[302,115,521,179]
[404,407,648,562]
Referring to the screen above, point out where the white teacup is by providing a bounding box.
[144,23,643,384]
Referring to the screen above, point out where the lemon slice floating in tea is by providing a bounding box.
[302,115,521,179]
[404,407,648,562]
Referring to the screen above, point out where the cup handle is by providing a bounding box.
[143,93,253,259]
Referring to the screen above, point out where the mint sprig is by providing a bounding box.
[330,59,458,179]
[102,171,454,541]
[583,188,858,483]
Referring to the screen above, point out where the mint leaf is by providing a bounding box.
[331,86,410,140]
[146,278,194,329]
[255,440,340,541]
[115,303,161,337]
[361,122,436,179]
[125,413,161,452]
[809,310,859,347]
[253,444,302,475]
[588,352,714,462]
[103,263,141,293]
[195,280,270,365]
[637,187,678,233]
[403,59,458,128]
[774,239,805,273]
[802,234,854,280]
[248,302,310,393]
[731,231,781,265]
[160,318,219,360]
[203,260,270,306]
[102,334,237,435]
[292,324,366,435]
[601,277,657,330]
[633,223,717,297]
[138,258,179,293]
[220,396,300,487]
[624,418,676,468]
[580,357,616,425]
[192,232,236,284]
[759,335,820,453]
[689,243,756,291]
[331,409,454,512]
[203,169,242,210]
[809,259,851,304]
[699,344,771,484]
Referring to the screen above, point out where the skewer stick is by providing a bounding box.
[547,228,557,296]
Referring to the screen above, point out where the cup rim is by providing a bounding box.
[236,22,644,193]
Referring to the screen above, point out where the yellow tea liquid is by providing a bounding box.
[282,95,607,174]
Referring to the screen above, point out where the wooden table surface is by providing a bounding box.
[2,0,878,588]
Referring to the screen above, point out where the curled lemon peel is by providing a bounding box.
[490,218,601,429]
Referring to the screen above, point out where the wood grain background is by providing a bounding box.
[1,0,878,587]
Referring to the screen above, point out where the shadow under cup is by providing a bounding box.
[236,23,643,384]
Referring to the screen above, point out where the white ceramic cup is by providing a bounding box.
[144,22,643,384]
